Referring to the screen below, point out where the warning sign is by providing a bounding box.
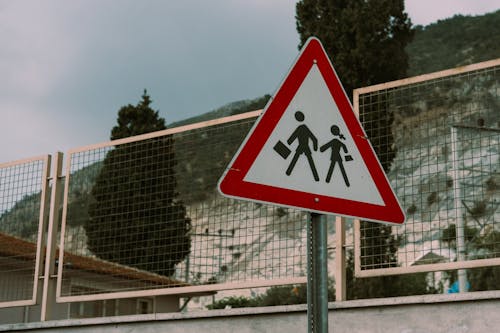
[218,37,405,225]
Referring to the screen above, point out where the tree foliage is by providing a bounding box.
[85,90,191,276]
[109,92,167,140]
[207,296,259,310]
[296,1,428,299]
[207,283,334,309]
[345,250,435,299]
[296,0,414,99]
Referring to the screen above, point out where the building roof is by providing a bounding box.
[410,251,448,266]
[0,232,188,288]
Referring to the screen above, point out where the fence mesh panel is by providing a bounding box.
[0,157,48,303]
[59,115,308,298]
[356,62,500,274]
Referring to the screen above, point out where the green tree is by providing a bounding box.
[295,0,414,194]
[85,90,191,276]
[296,1,424,299]
[207,283,335,309]
[207,296,259,310]
[346,250,435,299]
[296,0,414,99]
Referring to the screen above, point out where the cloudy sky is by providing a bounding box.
[1,0,499,163]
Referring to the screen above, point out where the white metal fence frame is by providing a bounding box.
[0,155,51,309]
[1,110,311,320]
[353,58,500,278]
[55,110,307,305]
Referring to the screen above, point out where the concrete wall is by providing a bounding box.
[1,291,499,333]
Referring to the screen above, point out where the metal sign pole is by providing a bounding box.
[307,213,329,332]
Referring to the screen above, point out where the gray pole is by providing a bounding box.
[307,213,329,332]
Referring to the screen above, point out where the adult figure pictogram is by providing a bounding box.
[285,111,319,181]
[320,125,350,187]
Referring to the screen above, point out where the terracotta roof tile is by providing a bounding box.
[0,232,188,287]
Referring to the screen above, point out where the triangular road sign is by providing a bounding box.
[218,37,405,225]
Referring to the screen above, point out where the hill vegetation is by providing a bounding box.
[168,95,270,128]
[407,10,500,76]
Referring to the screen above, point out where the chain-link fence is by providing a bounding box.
[354,59,500,277]
[57,112,308,302]
[0,156,50,307]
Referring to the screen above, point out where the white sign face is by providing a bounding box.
[243,64,383,206]
[218,37,405,225]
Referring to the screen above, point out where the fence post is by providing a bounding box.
[335,216,346,301]
[450,127,468,293]
[40,152,64,321]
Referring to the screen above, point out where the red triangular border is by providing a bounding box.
[218,37,405,225]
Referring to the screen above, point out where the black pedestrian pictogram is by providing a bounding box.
[320,125,351,187]
[284,111,320,181]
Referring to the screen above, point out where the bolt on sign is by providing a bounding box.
[218,37,405,225]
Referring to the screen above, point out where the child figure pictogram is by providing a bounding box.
[320,125,351,187]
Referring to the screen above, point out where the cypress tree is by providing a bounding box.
[85,90,191,277]
[296,0,414,99]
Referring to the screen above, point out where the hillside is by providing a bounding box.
[407,10,500,76]
[168,95,270,128]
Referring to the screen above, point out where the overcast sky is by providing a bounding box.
[1,0,499,163]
